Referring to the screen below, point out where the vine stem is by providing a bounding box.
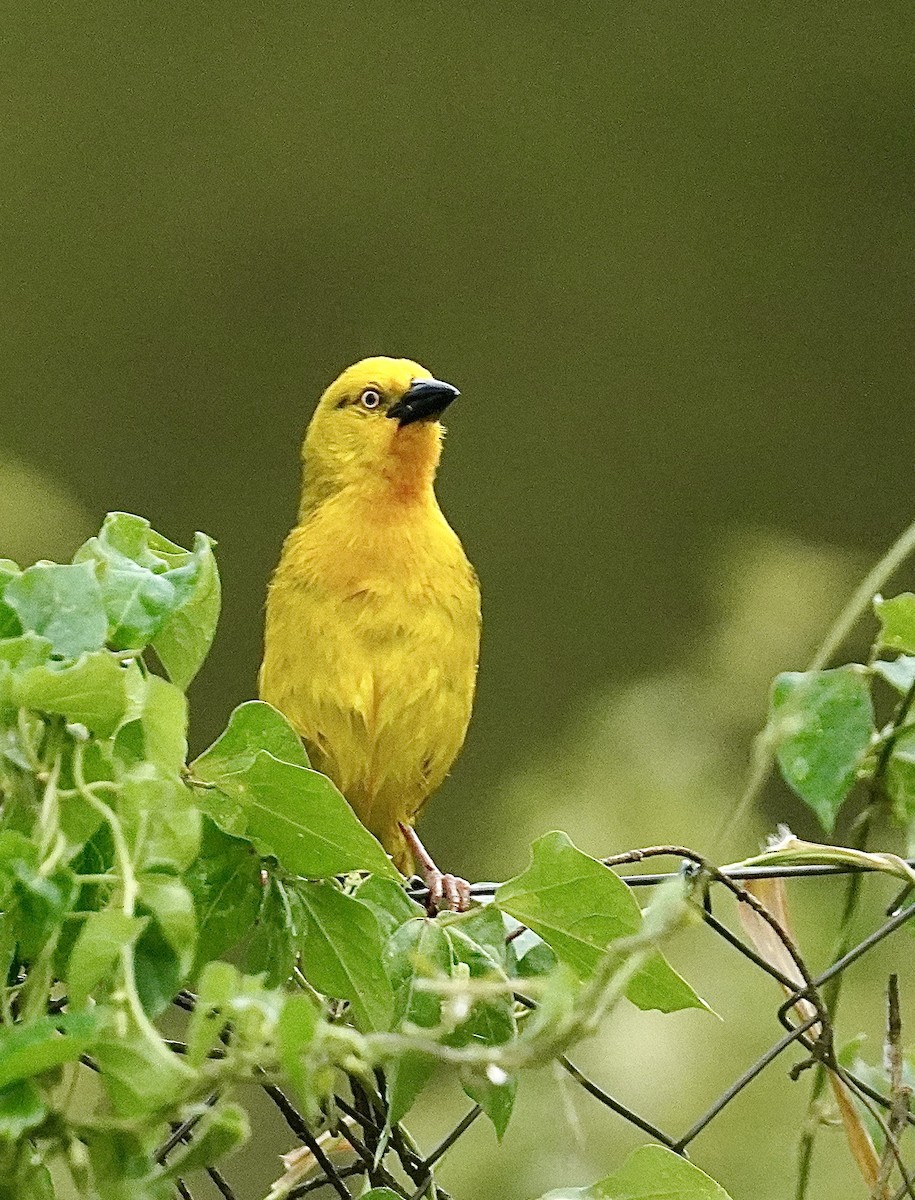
[795,671,915,1197]
[716,513,915,850]
[71,740,174,1059]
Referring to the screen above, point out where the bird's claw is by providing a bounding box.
[425,870,472,914]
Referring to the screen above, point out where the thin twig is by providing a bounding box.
[874,976,911,1199]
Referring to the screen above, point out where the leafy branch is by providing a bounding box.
[0,514,718,1200]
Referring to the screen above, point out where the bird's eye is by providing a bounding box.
[360,388,382,410]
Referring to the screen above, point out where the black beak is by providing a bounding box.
[387,378,460,427]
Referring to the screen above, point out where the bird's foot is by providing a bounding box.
[399,822,471,914]
[423,868,472,914]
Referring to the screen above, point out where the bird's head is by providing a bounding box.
[300,357,460,512]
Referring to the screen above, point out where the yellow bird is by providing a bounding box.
[259,357,480,910]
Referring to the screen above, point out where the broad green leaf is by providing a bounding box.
[0,1079,46,1140]
[4,561,108,657]
[133,916,195,1018]
[192,699,309,776]
[357,875,425,937]
[298,882,394,1031]
[384,917,452,1122]
[0,632,52,671]
[84,1128,173,1200]
[515,937,558,979]
[67,910,147,1009]
[442,908,517,1136]
[75,530,177,652]
[0,1161,54,1200]
[118,765,201,872]
[114,674,188,774]
[208,751,396,878]
[885,726,915,848]
[74,513,221,680]
[185,818,262,973]
[0,837,79,958]
[14,651,129,736]
[138,875,196,980]
[243,877,302,988]
[151,532,220,689]
[0,1012,102,1089]
[441,903,511,969]
[496,833,707,1014]
[0,561,22,639]
[360,1193,402,1199]
[873,656,915,695]
[162,1101,249,1175]
[93,1025,194,1117]
[540,1143,733,1198]
[276,992,321,1117]
[187,961,238,1068]
[769,667,875,830]
[875,593,915,655]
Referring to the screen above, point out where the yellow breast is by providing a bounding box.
[259,486,481,867]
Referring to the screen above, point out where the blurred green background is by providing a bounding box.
[3,4,914,1197]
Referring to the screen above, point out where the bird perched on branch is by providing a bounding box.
[259,357,480,911]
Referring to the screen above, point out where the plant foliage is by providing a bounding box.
[0,514,723,1198]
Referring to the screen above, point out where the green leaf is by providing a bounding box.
[885,726,915,847]
[0,1012,102,1089]
[0,835,79,958]
[540,1143,733,1198]
[138,875,196,980]
[384,917,452,1123]
[0,561,22,639]
[206,751,396,879]
[151,531,221,689]
[298,882,394,1031]
[192,699,310,776]
[873,656,915,695]
[0,1079,47,1140]
[14,651,129,736]
[75,527,177,653]
[185,818,262,973]
[442,908,517,1136]
[3,560,108,657]
[76,513,222,684]
[769,666,875,830]
[118,765,201,872]
[114,674,188,774]
[496,833,707,1014]
[357,875,425,937]
[0,632,52,671]
[514,937,558,979]
[242,877,301,987]
[85,1128,172,1200]
[0,1161,55,1200]
[875,593,915,655]
[187,961,238,1068]
[93,1025,194,1117]
[67,910,147,1009]
[276,992,321,1116]
[162,1101,249,1175]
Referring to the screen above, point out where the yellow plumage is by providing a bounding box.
[259,357,480,881]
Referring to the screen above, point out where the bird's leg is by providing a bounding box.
[398,822,471,914]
